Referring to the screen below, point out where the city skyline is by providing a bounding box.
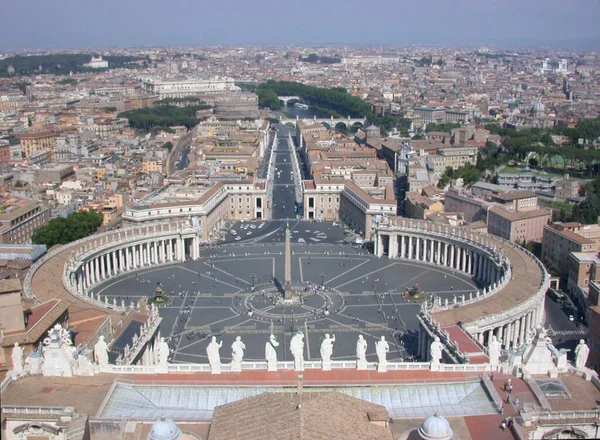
[2,0,600,50]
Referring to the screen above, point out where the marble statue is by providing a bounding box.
[488,335,502,367]
[320,334,335,370]
[207,336,223,373]
[11,342,23,374]
[430,337,443,365]
[231,336,246,371]
[376,336,389,372]
[157,337,170,366]
[356,335,368,362]
[575,339,590,369]
[290,331,305,371]
[265,335,279,371]
[320,334,336,363]
[93,336,110,367]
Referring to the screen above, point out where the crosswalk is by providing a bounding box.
[551,329,587,337]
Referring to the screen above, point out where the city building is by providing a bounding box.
[542,222,600,278]
[405,191,443,220]
[85,56,109,69]
[487,206,551,243]
[18,131,57,159]
[141,77,239,99]
[0,201,50,244]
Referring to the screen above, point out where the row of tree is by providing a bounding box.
[299,53,342,64]
[118,103,211,132]
[32,210,103,248]
[437,164,482,188]
[1,54,146,77]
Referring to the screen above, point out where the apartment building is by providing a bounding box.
[426,147,477,173]
[490,190,539,211]
[487,206,551,243]
[405,192,443,220]
[142,160,164,174]
[18,131,56,159]
[0,202,50,244]
[443,188,489,223]
[567,252,600,294]
[542,222,600,277]
[303,176,396,240]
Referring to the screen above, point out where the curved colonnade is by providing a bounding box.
[375,219,550,353]
[23,221,200,314]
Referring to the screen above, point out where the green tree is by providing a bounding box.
[257,89,281,110]
[577,117,600,145]
[32,210,103,248]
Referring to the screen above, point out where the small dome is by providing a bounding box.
[148,418,182,440]
[417,413,453,440]
[532,102,545,113]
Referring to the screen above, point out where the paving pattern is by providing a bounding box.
[95,236,479,365]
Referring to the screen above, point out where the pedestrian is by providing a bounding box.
[505,394,510,404]
[514,397,519,407]
[490,372,495,382]
[508,384,513,394]
[500,421,506,431]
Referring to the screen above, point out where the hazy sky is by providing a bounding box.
[2,0,599,50]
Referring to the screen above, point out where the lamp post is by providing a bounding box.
[319,272,325,289]
[251,273,256,290]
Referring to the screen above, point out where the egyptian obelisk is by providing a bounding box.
[284,221,292,299]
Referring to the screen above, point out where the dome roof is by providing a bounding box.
[532,102,545,113]
[417,413,453,440]
[147,418,182,440]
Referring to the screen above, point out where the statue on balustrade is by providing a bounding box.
[94,336,110,367]
[376,336,389,366]
[157,337,170,366]
[265,334,279,371]
[430,336,444,365]
[231,336,246,364]
[487,335,502,367]
[320,334,336,363]
[356,335,368,362]
[575,339,590,369]
[206,336,223,369]
[11,342,24,374]
[290,331,305,371]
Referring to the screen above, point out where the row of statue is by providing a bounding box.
[12,326,592,376]
[203,332,392,373]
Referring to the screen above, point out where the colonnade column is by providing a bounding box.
[436,241,441,264]
[449,245,455,269]
[519,316,526,345]
[177,238,185,261]
[466,251,472,274]
[415,238,421,260]
[100,255,106,279]
[408,236,413,260]
[513,318,521,347]
[399,235,405,258]
[94,258,100,282]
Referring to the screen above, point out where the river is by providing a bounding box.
[278,105,318,119]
